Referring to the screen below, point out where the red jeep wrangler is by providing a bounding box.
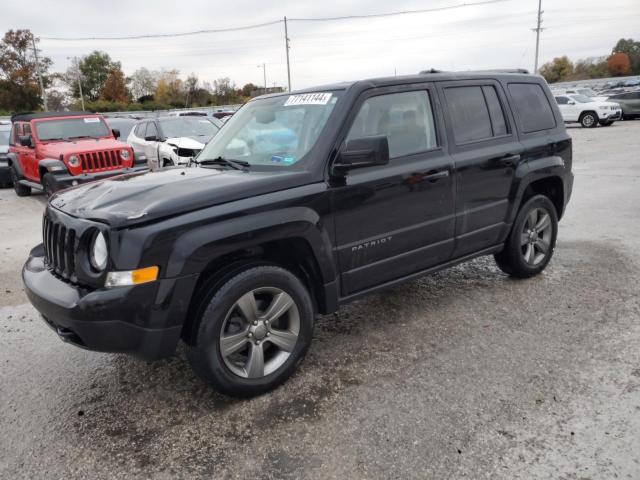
[7,111,143,197]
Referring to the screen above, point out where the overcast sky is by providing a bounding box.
[2,0,639,89]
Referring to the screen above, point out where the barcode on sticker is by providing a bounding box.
[84,118,100,123]
[284,93,332,106]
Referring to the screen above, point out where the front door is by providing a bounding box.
[554,95,580,122]
[330,85,455,297]
[437,80,523,257]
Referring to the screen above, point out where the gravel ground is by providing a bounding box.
[1,121,639,479]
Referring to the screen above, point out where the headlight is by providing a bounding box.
[120,149,130,160]
[68,155,80,167]
[90,231,108,271]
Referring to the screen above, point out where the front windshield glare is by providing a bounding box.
[198,91,341,167]
[35,117,111,141]
[570,94,593,104]
[159,117,218,138]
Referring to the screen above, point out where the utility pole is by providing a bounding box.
[258,63,267,94]
[284,16,292,91]
[67,56,85,110]
[31,33,48,111]
[533,0,544,74]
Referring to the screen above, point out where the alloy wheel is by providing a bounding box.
[219,287,300,379]
[520,207,553,266]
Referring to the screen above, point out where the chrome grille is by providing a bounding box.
[79,150,123,173]
[43,216,77,281]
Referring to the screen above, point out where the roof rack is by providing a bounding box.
[419,68,530,75]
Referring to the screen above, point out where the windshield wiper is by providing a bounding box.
[66,135,96,140]
[197,156,250,170]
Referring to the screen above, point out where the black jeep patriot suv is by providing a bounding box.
[23,71,573,397]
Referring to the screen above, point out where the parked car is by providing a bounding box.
[127,116,223,168]
[553,94,622,127]
[606,91,640,119]
[104,116,148,167]
[7,112,144,197]
[0,121,11,187]
[166,110,209,117]
[23,71,573,397]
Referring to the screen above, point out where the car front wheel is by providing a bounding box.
[186,265,315,397]
[580,111,598,128]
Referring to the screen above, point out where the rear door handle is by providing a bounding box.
[423,170,450,182]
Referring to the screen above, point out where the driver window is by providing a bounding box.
[146,122,159,139]
[345,90,437,159]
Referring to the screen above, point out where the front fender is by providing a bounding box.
[163,206,336,282]
[6,152,22,175]
[38,158,69,175]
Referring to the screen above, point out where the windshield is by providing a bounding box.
[570,94,594,104]
[577,89,596,97]
[35,117,111,141]
[158,117,219,138]
[198,91,342,167]
[0,129,9,146]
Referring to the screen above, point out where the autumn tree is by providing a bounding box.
[612,38,640,74]
[571,57,608,80]
[100,67,129,103]
[0,29,52,111]
[539,56,574,83]
[155,69,184,107]
[241,83,259,97]
[607,52,631,76]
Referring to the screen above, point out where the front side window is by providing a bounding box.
[508,83,556,133]
[345,90,437,159]
[555,96,569,105]
[198,91,342,168]
[35,117,110,141]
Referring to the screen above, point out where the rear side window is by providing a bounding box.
[444,86,491,143]
[482,86,508,136]
[346,90,438,159]
[9,123,21,146]
[508,83,556,133]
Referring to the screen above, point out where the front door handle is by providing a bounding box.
[423,170,450,182]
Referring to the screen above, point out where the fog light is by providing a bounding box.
[105,266,159,287]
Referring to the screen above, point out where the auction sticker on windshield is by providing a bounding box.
[284,93,332,106]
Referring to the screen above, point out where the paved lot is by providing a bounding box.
[1,121,640,479]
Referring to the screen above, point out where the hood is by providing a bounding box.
[39,138,130,159]
[164,136,208,149]
[49,166,312,227]
[598,101,620,108]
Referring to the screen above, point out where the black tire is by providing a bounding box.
[580,111,598,128]
[42,173,57,198]
[162,159,173,168]
[186,265,315,397]
[599,120,613,127]
[10,165,31,197]
[494,195,558,278]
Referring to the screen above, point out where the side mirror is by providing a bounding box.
[112,128,121,139]
[145,135,159,142]
[19,134,32,147]
[332,136,390,175]
[567,101,576,105]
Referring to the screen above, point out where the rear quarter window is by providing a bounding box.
[508,83,557,133]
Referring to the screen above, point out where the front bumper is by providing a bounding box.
[23,245,198,359]
[600,110,622,121]
[51,165,148,190]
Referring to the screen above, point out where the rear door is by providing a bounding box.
[331,83,456,296]
[13,122,38,181]
[143,121,161,166]
[437,80,522,257]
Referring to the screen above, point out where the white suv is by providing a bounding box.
[553,94,622,128]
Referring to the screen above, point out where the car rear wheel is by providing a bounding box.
[10,165,31,197]
[494,195,558,278]
[580,111,598,128]
[186,265,315,397]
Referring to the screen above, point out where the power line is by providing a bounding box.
[40,0,511,41]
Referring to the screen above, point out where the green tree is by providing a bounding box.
[241,82,258,97]
[75,51,121,101]
[571,57,608,80]
[539,56,574,83]
[0,29,51,111]
[612,38,640,74]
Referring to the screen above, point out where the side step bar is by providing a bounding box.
[19,180,43,190]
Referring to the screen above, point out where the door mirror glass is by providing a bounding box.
[332,135,389,175]
[18,134,32,147]
[112,128,121,139]
[567,100,576,105]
